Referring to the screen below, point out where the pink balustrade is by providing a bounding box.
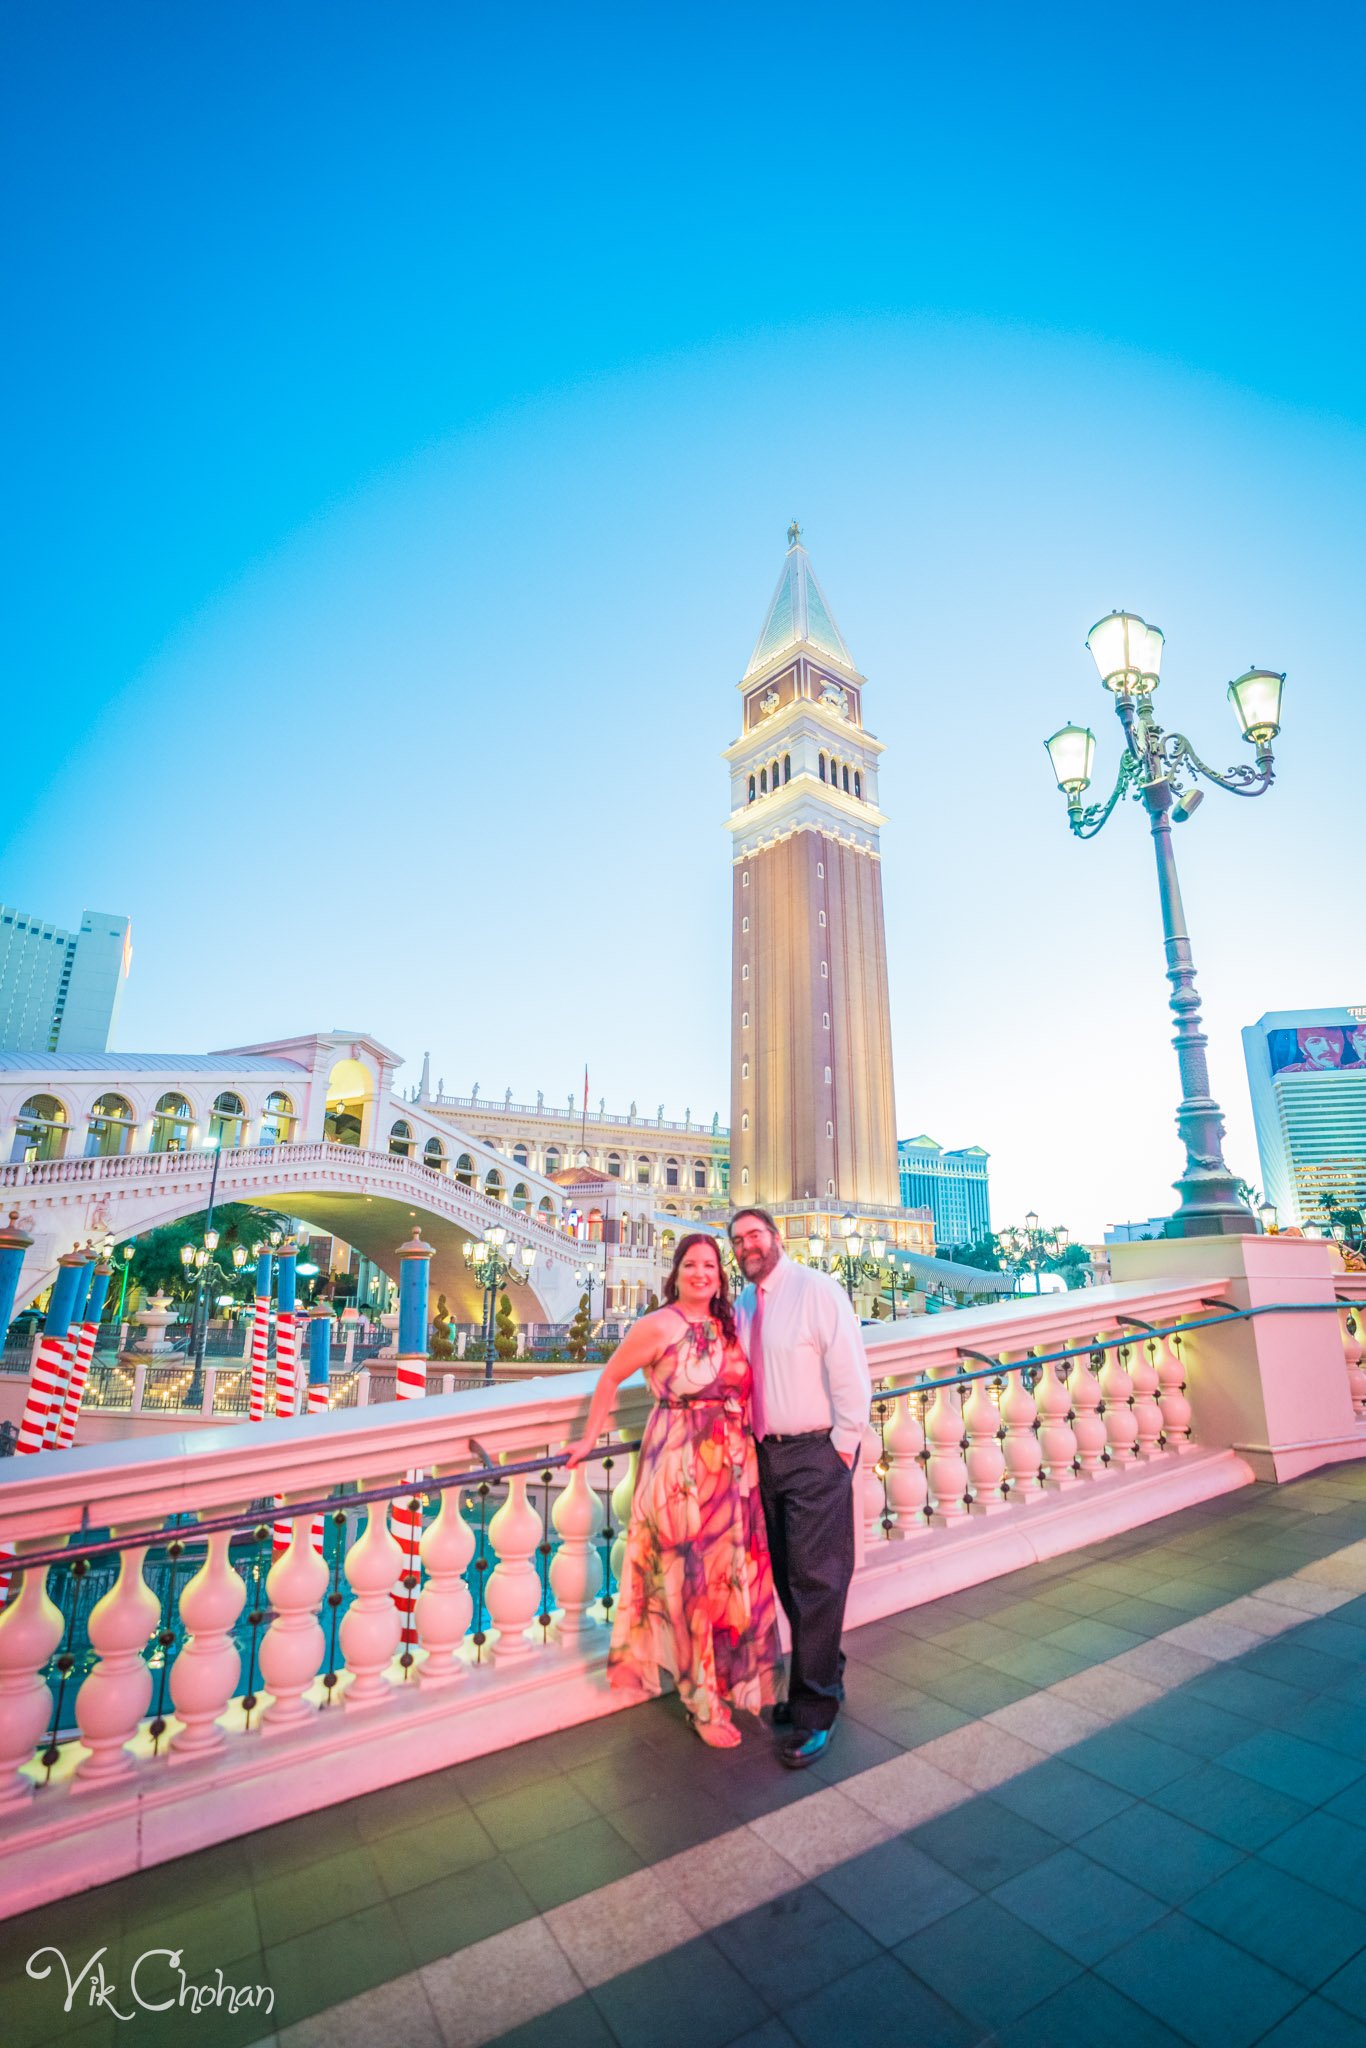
[0,1260,1362,1916]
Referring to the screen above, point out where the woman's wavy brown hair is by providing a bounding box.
[661,1232,736,1343]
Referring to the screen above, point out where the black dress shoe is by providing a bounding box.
[772,1700,793,1726]
[779,1728,832,1769]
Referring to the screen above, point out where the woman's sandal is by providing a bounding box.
[689,1712,742,1749]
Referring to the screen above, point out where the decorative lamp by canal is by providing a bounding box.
[808,1234,825,1262]
[231,1244,248,1270]
[180,1242,194,1268]
[486,1224,507,1250]
[840,1211,858,1240]
[269,1227,283,1248]
[204,1227,220,1251]
[869,1234,887,1260]
[1045,723,1096,796]
[1055,1227,1069,1249]
[1227,668,1285,744]
[1258,1202,1278,1234]
[1025,1210,1039,1232]
[194,1247,209,1270]
[1086,611,1165,695]
[122,1244,134,1264]
[848,1229,864,1257]
[1331,1219,1348,1245]
[461,1239,474,1258]
[520,1244,538,1271]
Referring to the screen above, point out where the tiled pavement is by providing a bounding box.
[9,1466,1366,2047]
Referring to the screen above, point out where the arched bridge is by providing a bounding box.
[0,1142,598,1323]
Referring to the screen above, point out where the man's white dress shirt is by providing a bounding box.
[736,1254,871,1459]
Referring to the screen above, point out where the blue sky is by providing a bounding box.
[4,3,1363,1236]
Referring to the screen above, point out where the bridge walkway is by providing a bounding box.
[6,1464,1366,2047]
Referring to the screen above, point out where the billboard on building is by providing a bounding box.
[1265,1014,1366,1076]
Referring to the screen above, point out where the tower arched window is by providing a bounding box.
[742,1011,749,1029]
[771,759,779,788]
[827,1121,834,1138]
[741,1168,750,1187]
[818,910,826,927]
[817,861,824,879]
[748,774,756,803]
[783,754,791,783]
[823,1011,830,1029]
[819,754,827,782]
[824,1066,832,1083]
[742,963,749,980]
[820,960,828,978]
[742,1059,749,1079]
[854,770,862,799]
[842,764,850,792]
[760,767,768,794]
[742,915,749,932]
[742,871,749,887]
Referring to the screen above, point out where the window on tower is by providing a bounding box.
[842,764,850,792]
[826,1121,834,1138]
[741,1113,749,1131]
[824,1066,831,1083]
[820,961,828,978]
[818,754,826,781]
[742,1010,749,1028]
[771,759,779,787]
[742,871,750,887]
[818,910,826,927]
[854,770,862,798]
[742,1060,749,1078]
[748,774,756,803]
[760,767,768,794]
[783,754,791,782]
[817,861,824,878]
[742,963,749,980]
[822,1011,830,1028]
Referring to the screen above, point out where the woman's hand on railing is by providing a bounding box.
[563,1434,598,1469]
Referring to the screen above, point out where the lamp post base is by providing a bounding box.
[1163,1211,1259,1239]
[1163,1174,1259,1238]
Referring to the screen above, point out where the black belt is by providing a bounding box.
[759,1429,831,1444]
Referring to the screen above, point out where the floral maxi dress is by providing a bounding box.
[607,1314,784,1727]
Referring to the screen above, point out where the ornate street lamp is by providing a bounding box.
[810,1216,890,1308]
[997,1217,1067,1294]
[462,1227,537,1381]
[1046,613,1285,1237]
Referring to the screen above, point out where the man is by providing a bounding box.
[730,1207,871,1768]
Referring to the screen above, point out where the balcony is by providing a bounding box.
[1,1241,1364,2044]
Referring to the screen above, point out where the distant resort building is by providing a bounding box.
[0,903,130,1054]
[897,1136,990,1249]
[1243,1005,1366,1228]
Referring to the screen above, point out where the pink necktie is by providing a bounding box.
[749,1287,767,1441]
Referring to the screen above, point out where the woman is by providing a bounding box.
[565,1233,783,1746]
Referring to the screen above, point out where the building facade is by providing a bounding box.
[897,1137,990,1248]
[726,527,899,1212]
[1242,1006,1366,1227]
[0,905,131,1054]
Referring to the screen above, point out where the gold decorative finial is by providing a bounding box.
[787,519,802,548]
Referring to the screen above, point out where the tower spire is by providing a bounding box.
[744,526,856,680]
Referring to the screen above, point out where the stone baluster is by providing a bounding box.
[1071,1346,1109,1476]
[1155,1331,1195,1448]
[74,1542,160,1782]
[964,1370,1009,1513]
[1131,1336,1166,1457]
[340,1499,404,1704]
[924,1372,969,1523]
[0,1559,64,1804]
[259,1512,330,1725]
[169,1531,245,1756]
[999,1357,1042,1503]
[883,1392,927,1533]
[862,1412,887,1544]
[550,1464,605,1642]
[1034,1344,1080,1488]
[415,1483,475,1685]
[485,1473,545,1662]
[608,1452,637,1594]
[1342,1310,1366,1420]
[1099,1337,1138,1466]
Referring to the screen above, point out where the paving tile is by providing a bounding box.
[916,1721,1050,1792]
[709,1883,881,2008]
[1323,1951,1366,2025]
[1159,1616,1267,1662]
[486,1991,617,2046]
[369,1806,501,1896]
[785,1951,981,2048]
[991,1756,1136,1842]
[1096,1912,1306,2048]
[844,1693,972,1750]
[1147,1761,1312,1852]
[1184,1856,1366,1990]
[1065,1725,1197,1798]
[995,1969,1190,2048]
[1047,1663,1163,1719]
[1215,1594,1321,1638]
[1259,1996,1366,2048]
[567,1744,698,1815]
[253,1845,384,1945]
[747,1784,893,1877]
[1257,1579,1360,1617]
[896,1894,1081,2029]
[1289,1691,1366,1758]
[838,1749,971,1829]
[401,1859,540,1968]
[263,1900,411,2031]
[932,1617,1034,1663]
[422,1918,583,2048]
[813,1836,975,1947]
[1219,1728,1365,1806]
[606,1785,740,1860]
[1324,1665,1366,1707]
[911,1659,1037,1715]
[982,1595,1083,1640]
[1098,1595,1201,1640]
[587,1932,769,2048]
[1185,1663,1309,1726]
[1107,1639,1215,1689]
[801,1714,904,1783]
[993,1844,1167,1963]
[1033,1577,1128,1617]
[544,1866,702,1986]
[349,1769,475,1843]
[698,2021,798,2048]
[1239,1639,1352,1692]
[1043,1616,1148,1662]
[473,1778,599,1853]
[975,1638,1093,1687]
[654,1828,802,1926]
[1076,1800,1245,1904]
[1263,1812,1366,1900]
[1294,1616,1366,1664]
[1121,1692,1262,1761]
[983,1691,1105,1755]
[276,1969,441,2047]
[243,1804,368,1882]
[909,1794,1060,1889]
[503,1816,644,1912]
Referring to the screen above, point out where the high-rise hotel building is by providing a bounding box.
[0,904,131,1054]
[1242,1006,1366,1227]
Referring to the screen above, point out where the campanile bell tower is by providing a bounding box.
[727,526,900,1211]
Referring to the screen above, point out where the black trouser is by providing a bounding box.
[757,1433,857,1733]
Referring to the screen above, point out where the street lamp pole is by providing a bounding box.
[462,1226,538,1383]
[1046,615,1286,1238]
